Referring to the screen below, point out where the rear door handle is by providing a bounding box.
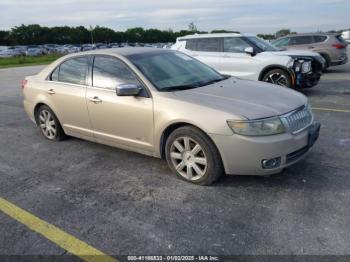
[47,89,55,95]
[88,96,102,104]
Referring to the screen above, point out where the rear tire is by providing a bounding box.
[165,126,223,185]
[36,105,66,141]
[262,69,292,88]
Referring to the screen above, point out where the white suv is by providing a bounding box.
[172,33,325,88]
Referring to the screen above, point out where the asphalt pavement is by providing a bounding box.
[0,57,349,259]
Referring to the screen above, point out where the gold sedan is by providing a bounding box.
[22,48,320,185]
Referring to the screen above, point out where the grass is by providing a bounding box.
[0,54,62,69]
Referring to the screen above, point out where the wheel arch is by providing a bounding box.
[159,122,223,164]
[33,102,61,126]
[258,65,295,87]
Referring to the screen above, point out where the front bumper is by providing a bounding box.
[290,57,324,88]
[210,122,320,176]
[296,71,322,88]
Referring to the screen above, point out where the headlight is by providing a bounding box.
[286,58,294,68]
[227,117,285,136]
[301,61,312,73]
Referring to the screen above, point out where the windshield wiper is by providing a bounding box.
[197,75,230,87]
[159,84,199,92]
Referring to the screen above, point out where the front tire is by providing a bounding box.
[36,105,66,141]
[262,69,292,88]
[165,126,223,185]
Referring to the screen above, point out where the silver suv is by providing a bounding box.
[272,33,348,68]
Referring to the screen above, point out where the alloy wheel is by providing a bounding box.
[170,136,208,181]
[264,72,289,87]
[39,109,57,139]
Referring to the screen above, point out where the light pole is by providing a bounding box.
[89,25,94,45]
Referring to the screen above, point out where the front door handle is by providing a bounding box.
[88,96,102,104]
[47,89,55,95]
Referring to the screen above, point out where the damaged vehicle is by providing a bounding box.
[22,48,320,185]
[172,33,326,89]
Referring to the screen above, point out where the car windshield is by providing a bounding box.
[246,36,279,52]
[127,51,228,91]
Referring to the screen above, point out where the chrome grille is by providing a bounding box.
[283,105,313,134]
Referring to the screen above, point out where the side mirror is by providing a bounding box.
[116,83,141,96]
[244,47,255,56]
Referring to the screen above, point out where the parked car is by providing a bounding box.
[341,31,350,44]
[0,46,22,57]
[25,45,47,56]
[172,33,325,89]
[22,48,320,185]
[14,45,28,55]
[272,33,348,68]
[62,44,80,54]
[81,44,94,51]
[26,47,43,56]
[95,43,108,49]
[43,44,60,54]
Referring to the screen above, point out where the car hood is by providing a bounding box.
[171,77,307,119]
[263,50,320,58]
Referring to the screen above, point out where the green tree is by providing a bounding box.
[211,29,240,34]
[125,27,145,43]
[275,29,291,38]
[93,26,115,43]
[0,30,10,45]
[257,34,275,40]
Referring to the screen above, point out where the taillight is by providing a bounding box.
[332,43,346,49]
[21,79,28,89]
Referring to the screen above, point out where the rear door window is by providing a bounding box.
[314,35,327,43]
[335,35,348,45]
[58,56,89,85]
[292,36,314,45]
[185,39,196,51]
[195,38,220,52]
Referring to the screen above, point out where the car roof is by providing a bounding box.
[177,33,255,40]
[282,32,337,38]
[37,47,174,79]
[67,47,172,57]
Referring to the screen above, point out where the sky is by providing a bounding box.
[0,0,349,34]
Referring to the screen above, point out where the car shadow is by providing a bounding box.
[58,136,348,192]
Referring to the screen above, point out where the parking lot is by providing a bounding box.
[0,53,349,260]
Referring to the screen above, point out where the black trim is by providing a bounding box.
[286,146,309,164]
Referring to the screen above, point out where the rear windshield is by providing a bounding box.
[336,35,348,45]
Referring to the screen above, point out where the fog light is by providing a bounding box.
[262,157,281,169]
